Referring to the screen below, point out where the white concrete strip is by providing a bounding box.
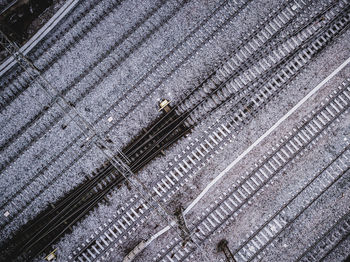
[184,56,350,215]
[144,56,350,249]
[145,221,177,247]
[0,0,80,77]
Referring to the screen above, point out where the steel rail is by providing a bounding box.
[125,0,346,172]
[4,2,349,261]
[122,0,301,156]
[0,0,177,224]
[156,82,350,261]
[71,3,350,260]
[232,146,350,261]
[0,0,251,227]
[153,20,350,259]
[125,0,342,162]
[295,209,350,262]
[190,1,350,126]
[243,168,350,262]
[0,0,80,77]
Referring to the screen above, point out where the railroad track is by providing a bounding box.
[153,81,350,261]
[0,0,251,231]
[132,0,350,212]
[1,0,349,261]
[0,0,94,104]
[0,0,294,257]
[0,0,189,225]
[0,0,181,174]
[0,0,81,79]
[0,101,189,261]
[177,0,350,127]
[295,210,350,262]
[69,3,350,260]
[0,0,103,108]
[231,147,350,262]
[72,3,349,261]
